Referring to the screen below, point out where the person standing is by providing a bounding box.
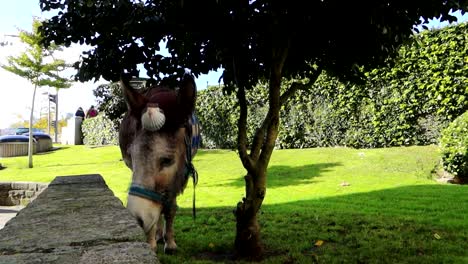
[86,105,98,118]
[75,107,85,119]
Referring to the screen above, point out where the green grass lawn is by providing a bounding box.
[1,145,467,263]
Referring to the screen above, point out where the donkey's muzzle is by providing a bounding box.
[127,194,162,232]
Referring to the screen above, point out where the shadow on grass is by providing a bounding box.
[194,149,232,157]
[35,146,70,156]
[40,160,122,168]
[169,184,468,263]
[218,162,341,188]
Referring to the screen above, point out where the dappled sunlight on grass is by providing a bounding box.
[218,162,342,188]
[0,144,443,206]
[2,144,467,262]
[261,184,467,263]
[165,183,468,263]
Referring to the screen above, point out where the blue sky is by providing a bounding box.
[0,1,466,128]
[0,0,222,128]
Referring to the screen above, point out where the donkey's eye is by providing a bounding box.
[160,157,174,167]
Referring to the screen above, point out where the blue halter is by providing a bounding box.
[128,185,171,209]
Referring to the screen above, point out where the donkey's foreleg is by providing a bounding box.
[156,214,164,243]
[146,221,158,251]
[163,199,178,254]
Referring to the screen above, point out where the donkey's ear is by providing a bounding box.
[177,73,197,115]
[120,74,147,115]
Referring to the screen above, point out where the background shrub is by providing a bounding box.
[91,23,468,150]
[82,114,118,146]
[196,22,468,149]
[196,87,239,149]
[439,111,468,182]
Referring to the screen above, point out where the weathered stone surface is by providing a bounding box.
[0,243,158,264]
[0,174,158,264]
[79,242,159,263]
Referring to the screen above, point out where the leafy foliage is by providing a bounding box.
[198,22,468,149]
[196,86,238,149]
[88,21,468,151]
[363,22,468,146]
[39,1,466,86]
[1,20,71,89]
[81,114,118,146]
[92,82,126,129]
[440,111,468,182]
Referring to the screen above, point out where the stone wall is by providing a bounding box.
[0,182,48,206]
[0,174,158,263]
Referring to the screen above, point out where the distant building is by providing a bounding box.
[129,77,150,90]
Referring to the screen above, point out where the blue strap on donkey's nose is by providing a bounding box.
[128,185,172,210]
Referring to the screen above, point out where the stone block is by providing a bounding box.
[0,174,158,263]
[4,196,19,206]
[27,183,38,191]
[0,183,11,191]
[11,182,29,190]
[49,174,105,185]
[8,190,25,197]
[25,191,35,198]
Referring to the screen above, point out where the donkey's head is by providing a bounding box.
[119,74,196,251]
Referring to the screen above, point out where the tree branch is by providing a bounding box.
[257,46,289,170]
[234,58,254,172]
[250,43,291,161]
[279,68,322,106]
[249,117,269,162]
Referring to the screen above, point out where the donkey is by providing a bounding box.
[119,73,200,253]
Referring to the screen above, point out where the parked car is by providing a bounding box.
[15,127,45,135]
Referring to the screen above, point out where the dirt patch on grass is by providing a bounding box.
[196,251,236,262]
[196,248,286,263]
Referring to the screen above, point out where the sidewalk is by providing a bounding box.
[0,205,24,229]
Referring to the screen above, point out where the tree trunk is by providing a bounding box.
[28,83,38,168]
[233,45,286,259]
[234,170,267,260]
[231,47,328,261]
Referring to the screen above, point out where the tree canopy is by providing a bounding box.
[3,20,70,89]
[40,1,466,86]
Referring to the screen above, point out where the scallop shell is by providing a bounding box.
[141,106,166,131]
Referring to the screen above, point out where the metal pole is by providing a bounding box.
[28,83,38,168]
[47,91,51,135]
[55,92,58,143]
